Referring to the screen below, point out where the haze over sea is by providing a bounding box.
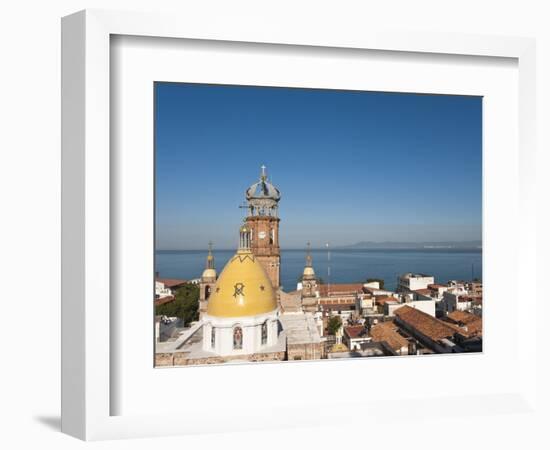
[155,248,482,292]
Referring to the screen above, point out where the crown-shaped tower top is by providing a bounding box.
[244,165,281,217]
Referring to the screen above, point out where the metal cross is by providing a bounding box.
[260,164,267,180]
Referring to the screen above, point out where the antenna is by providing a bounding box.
[326,242,331,296]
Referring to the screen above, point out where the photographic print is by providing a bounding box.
[154,83,482,367]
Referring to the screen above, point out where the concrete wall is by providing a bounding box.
[287,342,325,361]
[155,350,286,367]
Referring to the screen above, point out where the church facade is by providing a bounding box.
[201,224,281,357]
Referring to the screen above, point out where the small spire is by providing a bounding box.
[305,241,312,267]
[206,241,215,269]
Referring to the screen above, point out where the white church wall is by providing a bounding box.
[202,310,279,356]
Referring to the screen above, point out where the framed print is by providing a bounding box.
[152,83,483,367]
[61,9,538,441]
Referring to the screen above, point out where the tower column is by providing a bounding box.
[199,241,217,320]
[244,166,281,290]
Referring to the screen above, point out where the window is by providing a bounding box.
[211,327,215,348]
[261,321,268,345]
[233,326,243,350]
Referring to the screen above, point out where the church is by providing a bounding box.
[155,166,325,366]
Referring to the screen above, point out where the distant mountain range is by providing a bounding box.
[337,240,482,250]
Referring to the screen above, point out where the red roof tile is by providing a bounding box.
[154,295,175,306]
[370,321,409,352]
[414,289,432,295]
[375,295,398,306]
[395,305,461,341]
[344,325,368,339]
[446,311,482,337]
[156,278,187,288]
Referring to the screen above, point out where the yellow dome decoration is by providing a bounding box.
[330,343,349,353]
[206,251,277,318]
[303,266,315,277]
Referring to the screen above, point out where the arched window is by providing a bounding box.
[205,285,211,300]
[210,327,215,348]
[261,321,268,346]
[233,326,243,350]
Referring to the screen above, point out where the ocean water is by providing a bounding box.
[155,248,482,291]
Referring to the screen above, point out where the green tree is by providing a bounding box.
[155,283,200,326]
[327,315,342,336]
[365,278,384,289]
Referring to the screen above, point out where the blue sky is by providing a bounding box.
[155,83,482,250]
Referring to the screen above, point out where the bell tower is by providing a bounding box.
[301,242,318,312]
[244,165,281,289]
[199,241,217,319]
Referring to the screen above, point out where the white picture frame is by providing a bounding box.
[61,9,538,441]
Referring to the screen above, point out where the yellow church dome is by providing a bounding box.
[303,266,315,277]
[206,250,277,318]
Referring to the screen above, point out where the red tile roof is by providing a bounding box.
[447,310,477,324]
[156,278,187,288]
[414,288,432,295]
[154,295,175,306]
[446,311,482,337]
[370,321,409,352]
[395,305,461,341]
[344,325,368,339]
[375,295,398,306]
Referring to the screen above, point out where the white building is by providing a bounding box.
[155,277,187,298]
[155,280,173,299]
[427,283,450,300]
[397,273,435,293]
[343,325,371,350]
[356,294,376,314]
[442,287,472,313]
